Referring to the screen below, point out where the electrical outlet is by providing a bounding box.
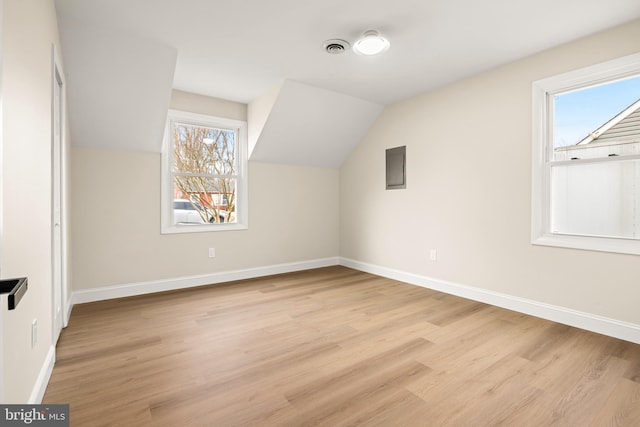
[31,319,38,348]
[429,249,438,261]
[208,248,216,258]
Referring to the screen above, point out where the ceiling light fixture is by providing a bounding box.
[353,30,390,56]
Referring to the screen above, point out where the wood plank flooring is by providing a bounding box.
[43,266,640,426]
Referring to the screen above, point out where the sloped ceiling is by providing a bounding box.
[58,22,177,152]
[249,81,383,168]
[54,0,640,165]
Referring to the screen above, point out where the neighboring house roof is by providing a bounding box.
[577,97,640,145]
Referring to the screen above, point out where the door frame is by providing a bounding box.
[51,45,67,345]
[0,0,5,404]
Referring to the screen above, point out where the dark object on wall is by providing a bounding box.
[386,146,406,190]
[0,277,28,310]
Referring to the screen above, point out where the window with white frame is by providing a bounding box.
[532,53,640,255]
[161,109,248,233]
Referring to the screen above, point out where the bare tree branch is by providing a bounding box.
[173,124,237,223]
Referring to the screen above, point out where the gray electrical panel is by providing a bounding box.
[386,146,406,190]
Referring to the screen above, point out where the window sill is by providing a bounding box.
[532,233,640,256]
[161,223,248,234]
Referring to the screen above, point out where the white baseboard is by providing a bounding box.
[71,257,340,305]
[29,345,55,404]
[339,257,640,344]
[68,255,640,344]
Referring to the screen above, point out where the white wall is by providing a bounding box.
[340,19,640,326]
[71,91,340,291]
[1,0,68,403]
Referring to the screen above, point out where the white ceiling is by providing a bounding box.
[54,0,640,166]
[58,21,177,152]
[249,81,383,168]
[55,0,640,105]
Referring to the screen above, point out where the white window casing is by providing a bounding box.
[161,109,248,234]
[531,52,640,255]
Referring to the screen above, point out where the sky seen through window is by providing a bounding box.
[553,75,640,148]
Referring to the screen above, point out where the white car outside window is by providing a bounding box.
[173,199,206,224]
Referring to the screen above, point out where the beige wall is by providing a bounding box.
[71,91,339,290]
[340,19,640,325]
[1,0,68,402]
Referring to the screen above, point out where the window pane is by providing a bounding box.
[551,159,640,239]
[553,76,640,158]
[172,122,237,175]
[173,177,237,224]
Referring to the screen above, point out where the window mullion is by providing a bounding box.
[172,172,237,179]
[549,154,640,167]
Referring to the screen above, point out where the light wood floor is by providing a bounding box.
[44,266,640,426]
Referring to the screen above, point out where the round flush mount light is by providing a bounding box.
[353,30,390,56]
[323,39,351,54]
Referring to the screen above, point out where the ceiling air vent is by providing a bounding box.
[323,39,350,54]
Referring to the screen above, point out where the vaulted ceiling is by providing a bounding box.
[54,0,640,168]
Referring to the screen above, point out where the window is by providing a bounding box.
[532,52,640,255]
[161,109,248,233]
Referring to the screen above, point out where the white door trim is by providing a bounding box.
[0,0,5,404]
[51,45,67,344]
